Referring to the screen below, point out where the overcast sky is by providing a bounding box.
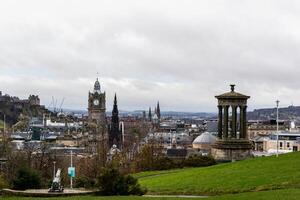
[0,0,300,112]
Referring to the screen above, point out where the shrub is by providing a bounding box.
[184,155,216,167]
[153,157,175,170]
[0,173,8,189]
[75,176,95,188]
[96,168,146,196]
[12,167,41,190]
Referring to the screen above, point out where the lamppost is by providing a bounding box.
[3,114,6,136]
[70,150,73,189]
[53,161,56,179]
[276,100,280,157]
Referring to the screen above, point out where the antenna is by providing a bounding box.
[48,100,53,109]
[52,96,55,112]
[96,72,99,81]
[59,98,65,113]
[54,98,58,113]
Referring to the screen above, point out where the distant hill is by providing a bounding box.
[248,106,300,121]
[59,108,216,119]
[54,106,300,121]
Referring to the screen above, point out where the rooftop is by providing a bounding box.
[215,84,250,99]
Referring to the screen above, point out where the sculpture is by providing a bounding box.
[48,168,64,193]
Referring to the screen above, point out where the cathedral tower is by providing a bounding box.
[88,78,106,125]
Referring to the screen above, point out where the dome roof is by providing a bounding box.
[193,132,217,144]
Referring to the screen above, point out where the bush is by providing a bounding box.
[0,173,8,189]
[96,168,146,196]
[153,157,175,170]
[12,167,41,190]
[184,155,216,167]
[75,176,95,188]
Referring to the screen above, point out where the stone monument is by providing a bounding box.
[211,84,252,161]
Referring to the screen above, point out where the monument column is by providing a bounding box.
[213,84,251,161]
[243,106,248,139]
[218,105,223,139]
[223,105,229,139]
[232,105,237,139]
[239,106,244,139]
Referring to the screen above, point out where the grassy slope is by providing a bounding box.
[138,152,300,195]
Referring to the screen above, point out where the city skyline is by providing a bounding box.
[1,0,300,112]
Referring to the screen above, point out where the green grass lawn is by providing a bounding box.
[1,189,300,200]
[2,152,300,199]
[137,152,300,195]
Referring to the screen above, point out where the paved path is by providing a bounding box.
[2,189,94,197]
[144,195,209,198]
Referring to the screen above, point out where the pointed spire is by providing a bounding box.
[148,107,152,122]
[114,93,117,104]
[157,101,161,119]
[112,93,118,115]
[110,92,121,148]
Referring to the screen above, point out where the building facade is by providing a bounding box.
[262,132,300,154]
[248,120,289,139]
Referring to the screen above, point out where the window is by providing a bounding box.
[280,142,283,148]
[293,146,298,152]
[287,142,290,148]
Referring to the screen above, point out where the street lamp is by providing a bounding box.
[53,161,56,179]
[276,100,280,158]
[3,114,6,136]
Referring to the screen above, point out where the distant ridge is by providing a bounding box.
[248,105,300,120]
[57,108,216,118]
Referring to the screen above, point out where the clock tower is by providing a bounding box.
[88,78,106,125]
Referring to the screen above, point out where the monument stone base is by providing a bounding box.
[211,139,252,162]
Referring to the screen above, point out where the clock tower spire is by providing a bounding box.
[88,77,106,125]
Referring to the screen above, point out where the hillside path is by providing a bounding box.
[143,195,208,198]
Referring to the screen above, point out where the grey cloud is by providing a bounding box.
[0,0,300,111]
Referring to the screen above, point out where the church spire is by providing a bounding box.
[148,107,152,122]
[157,101,161,120]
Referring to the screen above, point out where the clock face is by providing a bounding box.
[93,99,99,106]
